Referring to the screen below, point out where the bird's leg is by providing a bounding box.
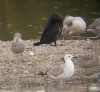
[20,53,24,61]
[13,76,20,91]
[85,68,89,92]
[60,80,64,88]
[54,41,57,46]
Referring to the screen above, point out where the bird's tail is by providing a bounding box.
[33,42,41,46]
[38,70,56,80]
[38,69,49,75]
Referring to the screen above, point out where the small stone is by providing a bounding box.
[36,90,45,92]
[24,70,29,74]
[29,52,35,56]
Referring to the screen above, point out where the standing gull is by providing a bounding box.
[40,54,77,85]
[11,32,25,56]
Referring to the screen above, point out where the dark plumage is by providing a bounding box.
[34,13,63,46]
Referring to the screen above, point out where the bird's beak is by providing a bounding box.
[73,56,78,58]
[72,56,78,62]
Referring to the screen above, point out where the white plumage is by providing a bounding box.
[47,54,75,81]
[62,16,86,37]
[11,33,25,54]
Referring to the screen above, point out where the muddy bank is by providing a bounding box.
[0,40,100,87]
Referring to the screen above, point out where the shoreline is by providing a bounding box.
[0,40,100,87]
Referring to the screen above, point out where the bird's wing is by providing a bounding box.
[88,18,100,29]
[18,39,25,51]
[50,64,64,77]
[11,39,25,54]
[40,13,63,43]
[40,23,58,43]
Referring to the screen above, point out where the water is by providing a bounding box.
[0,83,100,92]
[0,0,100,40]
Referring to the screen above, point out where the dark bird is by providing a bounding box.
[11,32,25,55]
[34,13,63,46]
[87,18,100,37]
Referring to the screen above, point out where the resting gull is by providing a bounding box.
[62,15,86,39]
[87,18,100,38]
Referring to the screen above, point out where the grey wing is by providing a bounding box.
[11,39,25,54]
[18,39,25,52]
[89,18,100,28]
[11,41,18,53]
[11,41,16,48]
[51,64,64,77]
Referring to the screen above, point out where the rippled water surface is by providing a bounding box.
[0,83,100,92]
[0,0,100,40]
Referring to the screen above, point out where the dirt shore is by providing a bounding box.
[0,40,100,88]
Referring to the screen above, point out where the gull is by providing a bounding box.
[86,18,100,38]
[11,32,25,57]
[62,16,86,39]
[40,54,77,85]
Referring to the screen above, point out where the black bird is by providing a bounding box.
[34,13,63,46]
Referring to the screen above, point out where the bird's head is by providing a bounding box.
[64,54,78,61]
[14,32,21,39]
[64,54,74,60]
[63,16,73,26]
[62,16,73,33]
